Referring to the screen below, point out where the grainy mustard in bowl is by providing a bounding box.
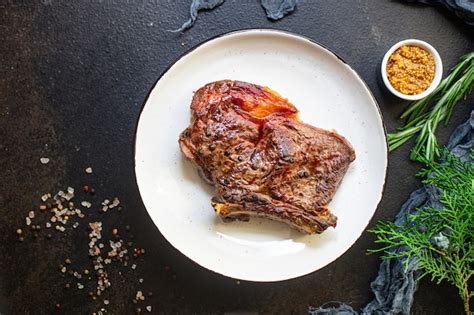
[381,39,443,101]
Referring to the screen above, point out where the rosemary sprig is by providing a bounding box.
[387,52,474,162]
[368,149,474,314]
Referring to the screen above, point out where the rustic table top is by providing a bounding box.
[1,1,472,314]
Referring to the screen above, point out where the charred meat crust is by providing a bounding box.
[179,80,355,234]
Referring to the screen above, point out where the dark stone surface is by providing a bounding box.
[0,1,472,314]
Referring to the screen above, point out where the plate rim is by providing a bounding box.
[133,28,389,282]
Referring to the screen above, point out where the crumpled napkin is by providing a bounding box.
[309,110,473,315]
[261,0,297,20]
[402,0,474,26]
[172,0,297,32]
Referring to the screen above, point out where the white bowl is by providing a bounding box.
[381,39,443,101]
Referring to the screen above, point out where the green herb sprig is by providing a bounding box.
[388,52,474,162]
[368,149,474,314]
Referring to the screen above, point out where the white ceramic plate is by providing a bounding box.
[135,29,387,282]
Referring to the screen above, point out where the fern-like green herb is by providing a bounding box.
[368,149,474,314]
[388,52,474,162]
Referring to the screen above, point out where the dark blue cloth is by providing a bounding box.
[261,0,297,21]
[403,0,474,26]
[309,110,473,315]
[173,0,297,32]
[172,0,225,32]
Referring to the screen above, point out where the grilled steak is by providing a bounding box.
[179,80,355,234]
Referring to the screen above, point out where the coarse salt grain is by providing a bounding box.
[40,157,50,164]
[26,217,31,226]
[81,201,92,208]
[109,197,120,208]
[46,222,51,228]
[65,187,74,201]
[41,194,49,202]
[28,211,35,219]
[135,291,143,300]
[85,167,93,174]
[146,306,152,312]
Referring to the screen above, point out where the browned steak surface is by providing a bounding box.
[179,80,356,234]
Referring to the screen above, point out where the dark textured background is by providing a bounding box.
[0,1,473,314]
